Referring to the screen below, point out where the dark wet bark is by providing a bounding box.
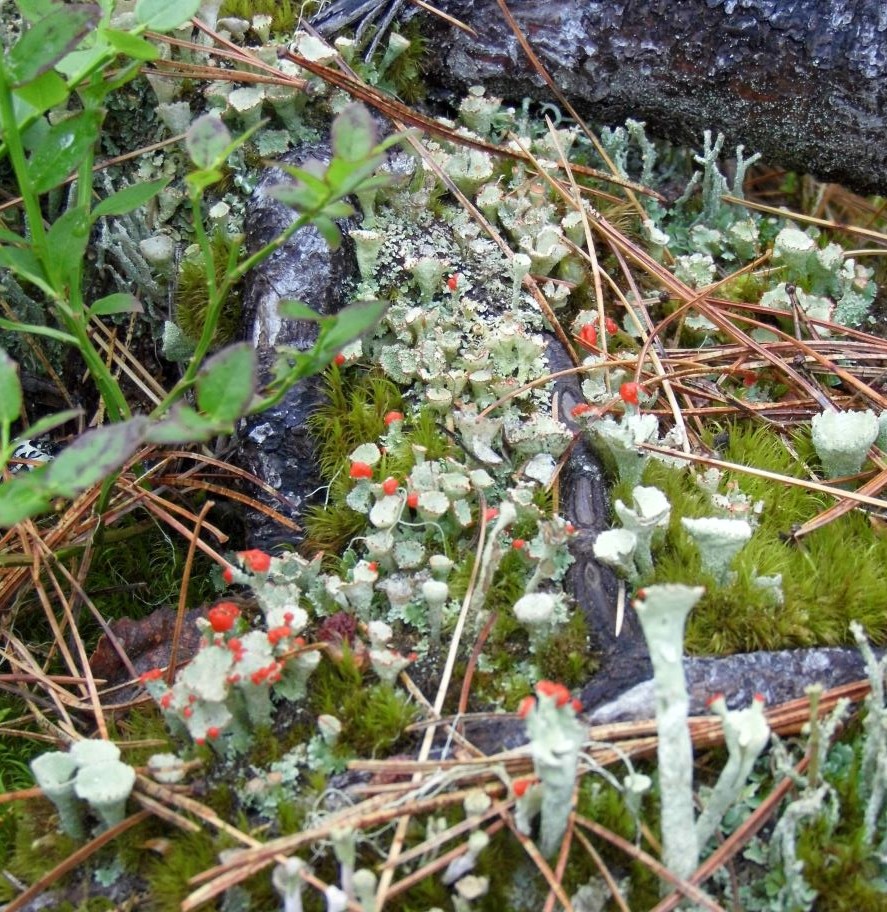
[235,146,357,547]
[408,0,887,195]
[545,337,654,701]
[587,645,875,723]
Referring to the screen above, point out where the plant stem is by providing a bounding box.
[152,200,317,417]
[0,65,49,265]
[0,65,131,422]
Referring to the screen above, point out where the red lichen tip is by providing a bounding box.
[536,679,571,707]
[447,274,459,291]
[349,461,374,479]
[238,549,271,573]
[512,538,526,550]
[382,477,399,496]
[222,565,234,585]
[517,695,536,719]
[484,507,499,522]
[334,353,346,366]
[605,316,618,334]
[753,693,766,704]
[139,668,164,683]
[571,403,592,418]
[367,561,378,571]
[406,492,419,509]
[706,692,726,708]
[267,626,293,646]
[207,602,240,633]
[207,726,220,740]
[578,323,597,348]
[513,776,538,797]
[384,410,404,426]
[619,381,640,406]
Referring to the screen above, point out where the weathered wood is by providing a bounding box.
[405,0,887,195]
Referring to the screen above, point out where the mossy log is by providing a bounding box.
[402,0,887,194]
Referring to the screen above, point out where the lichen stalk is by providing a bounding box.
[632,584,704,881]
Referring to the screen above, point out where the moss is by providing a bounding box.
[795,738,887,911]
[372,24,428,105]
[106,704,173,769]
[633,422,887,655]
[303,366,404,553]
[303,500,367,555]
[536,611,597,688]
[175,231,243,350]
[205,780,237,821]
[309,652,417,755]
[309,366,403,478]
[5,805,79,886]
[275,799,306,835]
[574,775,661,907]
[144,831,219,912]
[217,0,312,34]
[386,407,455,473]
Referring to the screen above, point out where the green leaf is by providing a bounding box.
[135,0,200,31]
[185,114,231,170]
[373,129,417,155]
[12,408,82,442]
[195,344,257,423]
[55,44,108,79]
[267,182,326,212]
[101,28,160,61]
[13,70,68,114]
[44,417,149,498]
[0,245,49,290]
[81,57,141,102]
[278,164,328,193]
[45,205,90,290]
[27,110,101,195]
[91,177,169,220]
[0,472,52,527]
[184,168,224,195]
[0,317,76,345]
[320,200,355,220]
[88,292,143,317]
[145,404,228,444]
[327,157,385,198]
[330,103,376,163]
[6,4,100,86]
[15,0,60,24]
[0,229,28,246]
[0,350,22,425]
[318,298,387,356]
[312,214,342,250]
[277,300,322,321]
[20,112,50,150]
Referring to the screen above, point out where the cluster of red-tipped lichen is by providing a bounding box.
[138,593,315,747]
[222,548,272,584]
[517,679,582,718]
